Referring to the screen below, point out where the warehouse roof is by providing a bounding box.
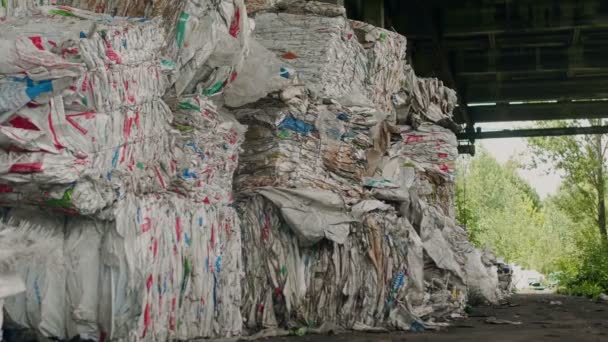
[347,0,608,127]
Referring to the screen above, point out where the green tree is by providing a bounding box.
[456,149,565,272]
[528,119,608,243]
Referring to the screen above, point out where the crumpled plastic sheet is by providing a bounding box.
[3,194,243,341]
[393,65,458,126]
[239,195,427,333]
[164,0,252,97]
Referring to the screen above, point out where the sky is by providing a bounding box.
[471,121,563,198]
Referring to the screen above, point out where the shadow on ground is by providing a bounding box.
[263,294,608,342]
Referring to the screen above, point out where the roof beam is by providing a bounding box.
[457,125,608,140]
[416,1,470,129]
[465,101,608,124]
[464,77,608,103]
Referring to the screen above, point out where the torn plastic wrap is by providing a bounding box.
[3,194,243,341]
[239,194,427,333]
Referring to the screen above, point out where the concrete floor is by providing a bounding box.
[263,294,608,342]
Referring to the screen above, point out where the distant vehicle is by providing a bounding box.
[528,277,546,290]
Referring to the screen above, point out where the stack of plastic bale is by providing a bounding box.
[233,0,441,334]
[370,108,503,313]
[234,1,502,334]
[0,2,249,341]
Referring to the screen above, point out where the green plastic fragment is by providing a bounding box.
[176,13,190,48]
[46,188,74,208]
[202,81,224,96]
[48,9,78,17]
[379,32,387,42]
[176,124,194,132]
[178,101,200,111]
[277,129,291,139]
[136,162,145,170]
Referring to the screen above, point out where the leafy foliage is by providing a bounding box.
[456,123,608,297]
[455,149,568,273]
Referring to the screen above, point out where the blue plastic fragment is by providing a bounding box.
[80,31,87,38]
[25,80,53,100]
[410,321,425,332]
[278,115,314,136]
[181,168,198,180]
[280,67,290,79]
[336,112,350,121]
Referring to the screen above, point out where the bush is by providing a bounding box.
[556,242,608,299]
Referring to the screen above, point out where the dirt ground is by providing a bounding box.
[263,294,608,342]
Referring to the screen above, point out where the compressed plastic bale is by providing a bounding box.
[394,65,457,126]
[170,95,246,206]
[166,0,251,97]
[350,20,408,118]
[2,194,243,341]
[0,9,180,214]
[253,11,368,101]
[239,194,426,332]
[233,91,392,201]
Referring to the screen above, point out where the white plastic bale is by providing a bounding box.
[239,194,426,332]
[253,12,368,101]
[167,0,251,97]
[394,65,457,126]
[0,10,178,214]
[350,20,408,119]
[2,194,243,341]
